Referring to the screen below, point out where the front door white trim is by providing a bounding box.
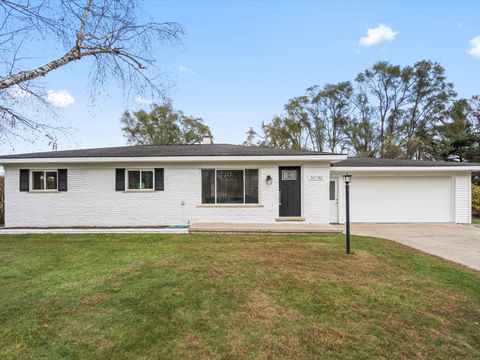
[329,177,339,223]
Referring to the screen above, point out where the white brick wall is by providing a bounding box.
[4,163,332,227]
[302,166,330,223]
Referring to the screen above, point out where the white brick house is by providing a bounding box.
[0,144,478,228]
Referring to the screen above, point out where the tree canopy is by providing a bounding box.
[247,60,479,163]
[121,104,212,145]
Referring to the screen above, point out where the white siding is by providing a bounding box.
[455,174,471,224]
[4,163,331,227]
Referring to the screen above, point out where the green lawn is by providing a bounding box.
[473,218,480,224]
[0,234,479,359]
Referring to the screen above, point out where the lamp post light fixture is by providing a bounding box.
[342,173,352,254]
[266,175,273,185]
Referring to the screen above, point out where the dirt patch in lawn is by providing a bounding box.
[243,291,303,325]
[235,243,398,287]
[234,243,317,266]
[306,325,348,346]
[82,294,108,306]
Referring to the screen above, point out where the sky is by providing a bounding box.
[2,0,480,155]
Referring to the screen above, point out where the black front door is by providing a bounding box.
[279,166,301,217]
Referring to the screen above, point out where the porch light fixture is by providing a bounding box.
[342,173,352,254]
[266,175,273,185]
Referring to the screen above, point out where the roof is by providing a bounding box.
[0,144,337,159]
[332,157,480,167]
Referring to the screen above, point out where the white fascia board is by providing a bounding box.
[0,154,348,165]
[331,166,480,173]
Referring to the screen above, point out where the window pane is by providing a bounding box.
[201,169,215,204]
[128,171,140,189]
[33,171,44,190]
[216,170,244,203]
[245,169,259,203]
[282,169,297,181]
[46,172,57,190]
[141,171,153,189]
[329,181,336,201]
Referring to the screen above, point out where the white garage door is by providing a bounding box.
[351,176,454,223]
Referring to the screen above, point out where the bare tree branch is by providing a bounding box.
[0,0,184,143]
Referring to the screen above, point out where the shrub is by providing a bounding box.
[473,184,480,218]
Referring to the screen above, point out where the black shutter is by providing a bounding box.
[155,168,164,191]
[116,168,125,191]
[58,169,68,191]
[19,169,29,191]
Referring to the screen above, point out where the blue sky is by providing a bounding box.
[2,0,480,155]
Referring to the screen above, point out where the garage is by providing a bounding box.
[349,176,454,223]
[331,157,476,224]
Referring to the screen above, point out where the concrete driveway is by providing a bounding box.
[351,224,480,271]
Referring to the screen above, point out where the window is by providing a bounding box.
[201,169,259,204]
[329,180,336,201]
[32,170,58,191]
[127,170,154,190]
[245,169,259,203]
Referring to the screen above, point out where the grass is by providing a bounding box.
[0,233,479,359]
[473,218,480,224]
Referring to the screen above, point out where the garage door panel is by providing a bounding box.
[351,176,453,223]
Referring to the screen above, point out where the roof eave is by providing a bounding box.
[0,154,348,165]
[331,166,480,172]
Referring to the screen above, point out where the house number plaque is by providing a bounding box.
[308,175,325,181]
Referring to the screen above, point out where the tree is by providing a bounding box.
[355,61,411,158]
[121,104,211,145]
[307,82,352,153]
[436,99,479,162]
[252,97,311,150]
[400,61,456,160]
[470,95,480,135]
[247,82,353,152]
[344,92,379,157]
[0,0,183,142]
[243,127,256,146]
[245,59,466,163]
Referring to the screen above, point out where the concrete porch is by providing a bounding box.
[189,222,343,234]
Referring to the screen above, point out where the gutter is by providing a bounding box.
[331,166,480,172]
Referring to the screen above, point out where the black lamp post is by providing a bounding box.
[342,173,352,254]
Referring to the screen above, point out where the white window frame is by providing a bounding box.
[126,169,155,191]
[30,170,58,192]
[201,168,259,204]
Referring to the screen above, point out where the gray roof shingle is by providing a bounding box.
[0,144,336,159]
[332,157,480,167]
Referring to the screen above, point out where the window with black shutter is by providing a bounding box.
[116,168,125,191]
[58,169,68,191]
[19,169,29,191]
[154,168,164,191]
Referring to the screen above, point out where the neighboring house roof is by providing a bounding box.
[0,144,338,159]
[333,157,480,168]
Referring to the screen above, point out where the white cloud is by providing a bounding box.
[46,90,75,107]
[10,85,31,99]
[467,36,480,59]
[359,24,398,47]
[177,65,195,74]
[134,95,153,105]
